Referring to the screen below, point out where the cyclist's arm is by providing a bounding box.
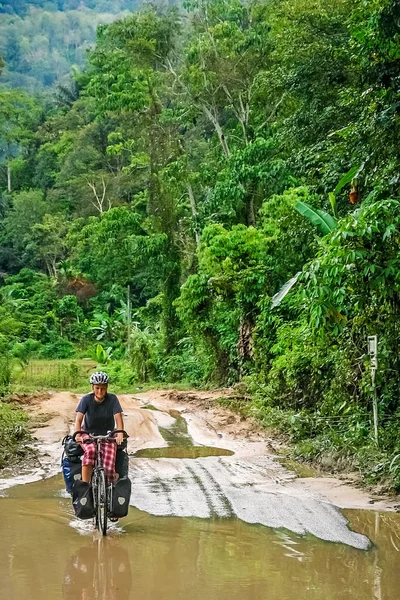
[115,412,124,444]
[74,412,84,442]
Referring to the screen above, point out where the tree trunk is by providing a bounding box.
[247,191,256,227]
[7,161,11,193]
[187,183,200,246]
[202,105,231,158]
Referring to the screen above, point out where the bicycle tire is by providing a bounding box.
[96,469,108,535]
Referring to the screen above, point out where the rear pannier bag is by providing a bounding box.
[109,476,131,518]
[61,456,82,494]
[115,449,129,478]
[62,434,83,461]
[72,480,95,519]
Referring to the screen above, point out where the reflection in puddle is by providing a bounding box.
[63,539,132,600]
[132,446,234,459]
[146,405,195,447]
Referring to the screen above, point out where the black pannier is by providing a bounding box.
[109,476,131,518]
[62,434,83,462]
[72,480,95,519]
[115,448,129,478]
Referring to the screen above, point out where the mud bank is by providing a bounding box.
[137,389,399,512]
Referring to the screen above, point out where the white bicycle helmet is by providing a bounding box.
[89,371,110,385]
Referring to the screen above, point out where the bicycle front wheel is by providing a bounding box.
[96,469,108,536]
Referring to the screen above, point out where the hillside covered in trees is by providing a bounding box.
[0,0,177,90]
[1,0,400,487]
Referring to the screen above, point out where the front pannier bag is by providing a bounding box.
[110,476,131,518]
[61,434,83,493]
[72,480,95,519]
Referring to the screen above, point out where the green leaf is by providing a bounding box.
[96,343,107,364]
[271,272,301,309]
[334,166,360,194]
[328,192,338,219]
[295,201,338,236]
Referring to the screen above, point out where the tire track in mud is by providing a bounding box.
[184,461,234,517]
[128,455,370,550]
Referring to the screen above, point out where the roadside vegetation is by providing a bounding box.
[0,0,400,490]
[0,400,30,469]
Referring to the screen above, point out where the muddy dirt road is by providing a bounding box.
[1,389,400,600]
[1,389,395,548]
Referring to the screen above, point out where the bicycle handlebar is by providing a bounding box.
[72,430,129,442]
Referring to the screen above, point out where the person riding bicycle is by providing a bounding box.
[74,371,124,485]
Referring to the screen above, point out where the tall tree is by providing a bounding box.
[86,7,185,350]
[0,89,40,192]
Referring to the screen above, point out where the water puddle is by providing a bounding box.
[1,476,400,599]
[132,446,234,459]
[140,405,233,457]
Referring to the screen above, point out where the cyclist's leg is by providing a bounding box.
[100,441,118,483]
[81,437,96,483]
[102,442,121,522]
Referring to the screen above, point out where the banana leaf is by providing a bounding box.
[295,200,337,235]
[271,272,301,309]
[334,165,360,194]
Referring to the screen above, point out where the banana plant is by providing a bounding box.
[95,343,113,364]
[273,166,362,307]
[271,272,301,308]
[294,165,361,236]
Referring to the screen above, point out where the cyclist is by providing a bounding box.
[74,371,124,485]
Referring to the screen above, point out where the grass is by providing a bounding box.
[12,359,97,392]
[11,359,197,395]
[0,401,30,468]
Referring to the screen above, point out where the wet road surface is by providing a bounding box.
[1,390,400,598]
[1,476,400,600]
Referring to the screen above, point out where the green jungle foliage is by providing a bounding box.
[0,0,178,90]
[0,400,29,468]
[1,0,400,487]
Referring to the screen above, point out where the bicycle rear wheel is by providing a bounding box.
[96,469,108,535]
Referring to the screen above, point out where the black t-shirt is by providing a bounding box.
[75,392,123,435]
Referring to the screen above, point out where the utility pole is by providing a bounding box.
[127,285,131,356]
[368,335,378,445]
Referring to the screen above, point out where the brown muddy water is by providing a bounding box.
[133,446,234,458]
[1,476,400,600]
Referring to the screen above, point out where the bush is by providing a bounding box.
[129,325,159,383]
[157,338,212,385]
[39,338,76,359]
[0,354,12,397]
[0,401,29,468]
[11,339,41,363]
[105,361,136,389]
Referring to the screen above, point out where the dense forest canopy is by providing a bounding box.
[0,0,178,90]
[1,0,400,486]
[0,1,141,14]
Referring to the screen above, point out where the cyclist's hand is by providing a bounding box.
[115,432,124,446]
[75,433,83,443]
